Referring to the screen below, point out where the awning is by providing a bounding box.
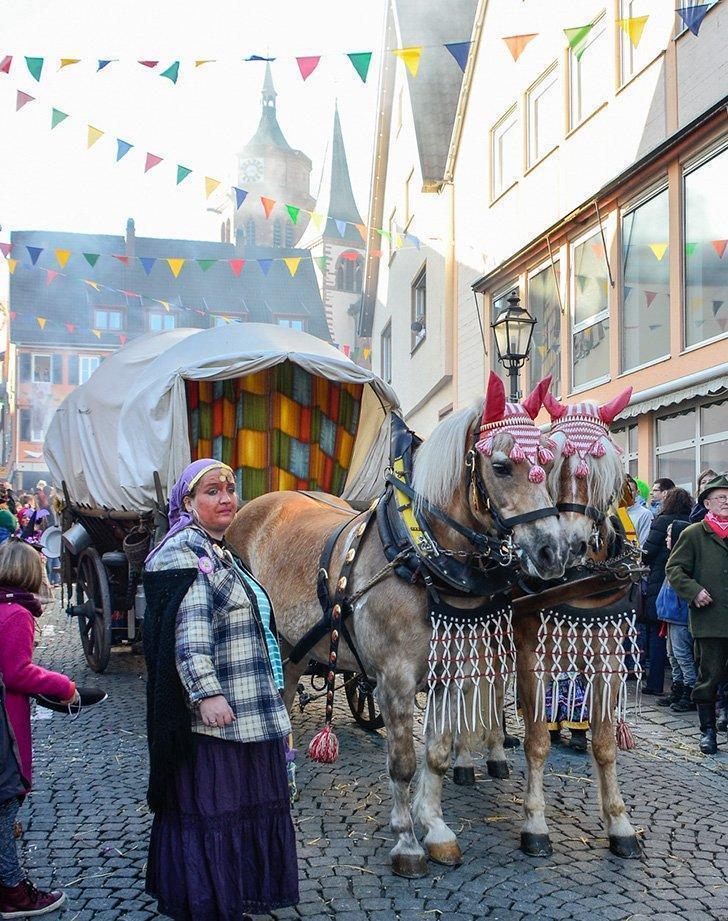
[620,368,728,419]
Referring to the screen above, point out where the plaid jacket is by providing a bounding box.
[146,526,291,744]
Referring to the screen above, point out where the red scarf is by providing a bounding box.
[704,512,728,539]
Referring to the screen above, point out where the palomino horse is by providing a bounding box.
[227,374,570,877]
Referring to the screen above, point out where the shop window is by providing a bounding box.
[655,397,728,491]
[572,229,610,389]
[684,145,728,347]
[569,13,607,129]
[621,186,670,371]
[611,423,639,476]
[411,265,427,351]
[527,65,560,168]
[527,262,561,394]
[381,322,392,384]
[491,105,519,199]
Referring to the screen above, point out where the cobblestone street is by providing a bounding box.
[19,598,728,921]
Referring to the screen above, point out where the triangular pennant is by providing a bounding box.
[624,286,632,300]
[45,269,58,285]
[644,290,657,308]
[283,257,301,277]
[347,51,372,83]
[59,58,81,69]
[92,329,102,339]
[54,249,71,268]
[649,243,668,261]
[502,34,537,62]
[119,334,127,345]
[6,259,17,274]
[371,250,383,258]
[138,60,159,68]
[0,56,12,74]
[335,219,347,237]
[36,316,47,329]
[197,259,216,272]
[166,258,185,278]
[16,91,35,111]
[84,279,101,290]
[285,204,300,224]
[160,61,180,83]
[712,239,727,259]
[590,241,603,259]
[176,165,192,185]
[261,196,276,218]
[116,139,133,160]
[51,108,69,129]
[648,324,662,331]
[229,259,245,276]
[0,243,11,257]
[685,242,698,258]
[296,56,321,80]
[617,16,649,48]
[205,177,220,198]
[87,125,104,148]
[195,60,214,67]
[65,323,76,333]
[113,254,129,265]
[156,299,171,312]
[712,300,724,317]
[97,60,114,71]
[314,256,328,272]
[258,258,273,276]
[9,311,16,321]
[119,289,140,298]
[717,318,728,333]
[245,55,275,62]
[145,152,163,172]
[376,229,391,241]
[564,24,595,60]
[83,253,100,267]
[139,256,156,275]
[444,41,472,72]
[26,246,43,265]
[311,211,324,231]
[393,47,422,76]
[355,223,367,242]
[676,4,711,36]
[25,56,44,81]
[405,233,421,250]
[234,187,248,209]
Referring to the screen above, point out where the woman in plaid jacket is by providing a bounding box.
[143,459,298,921]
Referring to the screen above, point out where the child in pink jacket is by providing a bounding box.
[0,540,77,918]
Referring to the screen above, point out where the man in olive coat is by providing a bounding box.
[666,473,728,754]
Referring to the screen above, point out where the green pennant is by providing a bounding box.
[197,259,216,272]
[83,253,100,267]
[176,165,192,185]
[376,229,391,241]
[51,108,69,129]
[160,61,180,84]
[564,23,595,60]
[685,242,698,258]
[314,256,329,272]
[285,204,300,225]
[25,56,44,81]
[347,51,372,83]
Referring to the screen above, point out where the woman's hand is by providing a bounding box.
[199,695,235,727]
[693,588,713,608]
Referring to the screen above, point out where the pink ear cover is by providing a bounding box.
[520,374,552,419]
[598,387,633,424]
[482,371,507,424]
[542,389,568,421]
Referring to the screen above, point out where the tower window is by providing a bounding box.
[273,220,282,247]
[246,219,256,246]
[334,253,363,293]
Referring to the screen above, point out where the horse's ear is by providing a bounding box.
[542,388,567,420]
[520,374,551,419]
[599,387,633,424]
[482,371,506,423]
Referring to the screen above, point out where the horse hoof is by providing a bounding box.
[453,766,476,786]
[487,759,510,779]
[427,840,463,866]
[520,832,553,857]
[609,835,642,859]
[392,853,429,878]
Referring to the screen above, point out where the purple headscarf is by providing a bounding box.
[145,458,235,564]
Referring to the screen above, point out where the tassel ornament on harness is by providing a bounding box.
[308,723,339,763]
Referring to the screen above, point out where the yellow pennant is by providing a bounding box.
[36,316,47,329]
[649,243,668,261]
[55,248,71,268]
[87,125,104,148]
[84,279,101,290]
[205,177,220,198]
[92,328,101,339]
[59,58,81,69]
[7,259,17,274]
[617,16,648,48]
[283,257,301,277]
[166,258,185,278]
[310,211,324,231]
[363,347,371,360]
[195,60,215,67]
[157,299,171,312]
[396,234,404,248]
[393,46,422,76]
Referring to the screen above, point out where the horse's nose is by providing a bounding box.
[571,538,588,560]
[537,544,559,572]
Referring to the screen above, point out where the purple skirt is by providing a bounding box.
[146,734,299,920]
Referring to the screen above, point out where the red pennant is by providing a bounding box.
[0,56,11,74]
[144,152,163,172]
[296,56,321,80]
[9,311,16,320]
[644,290,657,308]
[16,90,35,110]
[260,196,276,218]
[0,243,11,257]
[119,334,127,345]
[114,254,129,265]
[45,269,58,285]
[65,323,76,333]
[229,259,245,277]
[712,239,727,259]
[138,60,159,68]
[119,289,140,297]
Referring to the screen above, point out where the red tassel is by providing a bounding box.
[308,725,339,763]
[575,458,589,478]
[591,440,607,458]
[562,440,576,457]
[528,464,546,484]
[616,719,635,751]
[510,444,525,462]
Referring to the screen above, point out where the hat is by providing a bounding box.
[36,480,47,489]
[698,473,728,504]
[635,478,650,502]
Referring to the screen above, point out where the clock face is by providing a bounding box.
[241,157,264,183]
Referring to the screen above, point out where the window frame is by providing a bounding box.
[490,284,518,384]
[93,307,124,332]
[526,62,560,169]
[147,311,177,332]
[568,12,608,131]
[654,394,728,487]
[490,104,520,201]
[388,208,397,264]
[78,354,100,385]
[526,256,562,395]
[570,224,611,392]
[404,169,415,229]
[211,314,245,328]
[410,264,427,353]
[18,408,31,442]
[611,422,639,476]
[380,321,392,384]
[275,316,307,331]
[31,354,52,384]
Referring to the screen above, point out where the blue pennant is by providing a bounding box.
[258,258,273,275]
[234,187,248,209]
[116,139,133,161]
[444,41,472,72]
[139,257,156,276]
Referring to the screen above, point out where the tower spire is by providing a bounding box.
[262,61,277,110]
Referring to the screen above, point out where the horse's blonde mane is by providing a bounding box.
[547,430,624,512]
[411,404,481,509]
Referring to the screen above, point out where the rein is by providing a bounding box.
[556,501,605,525]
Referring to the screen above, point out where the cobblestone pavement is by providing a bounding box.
[19,598,728,920]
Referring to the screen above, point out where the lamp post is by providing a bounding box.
[491,291,537,401]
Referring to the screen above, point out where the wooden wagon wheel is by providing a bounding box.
[75,548,112,673]
[343,671,384,732]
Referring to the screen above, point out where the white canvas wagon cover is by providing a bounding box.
[45,324,399,513]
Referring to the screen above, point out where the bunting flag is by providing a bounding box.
[176,164,192,185]
[393,46,422,76]
[138,60,159,68]
[335,219,347,237]
[649,243,668,260]
[296,56,321,80]
[6,259,17,274]
[65,323,76,333]
[0,243,11,257]
[258,259,273,276]
[55,249,71,268]
[624,285,632,300]
[119,334,127,345]
[712,239,727,259]
[157,300,171,312]
[234,187,248,209]
[114,254,129,265]
[310,212,324,231]
[676,4,711,36]
[16,91,35,110]
[284,257,301,277]
[503,34,537,62]
[36,316,47,329]
[376,229,391,242]
[314,256,328,272]
[0,56,12,74]
[685,242,698,257]
[261,196,276,218]
[564,24,595,60]
[347,51,372,83]
[145,152,163,172]
[444,41,471,72]
[617,16,648,48]
[166,258,185,278]
[229,259,245,276]
[160,61,180,83]
[116,139,133,160]
[45,269,58,285]
[140,256,156,275]
[51,108,69,129]
[648,324,662,331]
[644,290,657,308]
[195,60,214,67]
[83,253,100,267]
[92,329,101,338]
[27,246,42,265]
[25,57,44,81]
[84,280,101,290]
[87,125,104,148]
[355,223,367,242]
[205,176,220,198]
[712,300,724,317]
[197,259,215,272]
[406,233,421,250]
[59,58,81,69]
[97,60,114,71]
[590,241,603,259]
[286,204,300,224]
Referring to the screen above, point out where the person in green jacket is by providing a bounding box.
[665,473,728,755]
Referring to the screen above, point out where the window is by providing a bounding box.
[411,265,426,351]
[388,209,397,261]
[18,408,31,442]
[334,253,363,293]
[621,187,670,371]
[246,219,256,246]
[619,0,652,84]
[273,220,282,247]
[284,223,294,246]
[404,169,415,227]
[569,14,607,129]
[18,353,31,383]
[276,318,305,331]
[491,106,519,199]
[572,229,610,389]
[527,261,561,394]
[612,423,638,476]
[149,312,176,331]
[93,309,123,331]
[381,322,392,384]
[31,355,51,383]
[655,397,728,490]
[527,65,560,168]
[684,145,728,347]
[79,355,100,384]
[212,315,244,327]
[30,418,45,443]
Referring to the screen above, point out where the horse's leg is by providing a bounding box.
[591,676,640,858]
[377,674,428,878]
[452,728,477,786]
[281,655,308,713]
[413,692,463,866]
[484,684,509,779]
[517,655,553,856]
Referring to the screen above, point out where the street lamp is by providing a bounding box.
[491,291,537,401]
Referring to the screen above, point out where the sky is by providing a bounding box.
[0,0,386,261]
